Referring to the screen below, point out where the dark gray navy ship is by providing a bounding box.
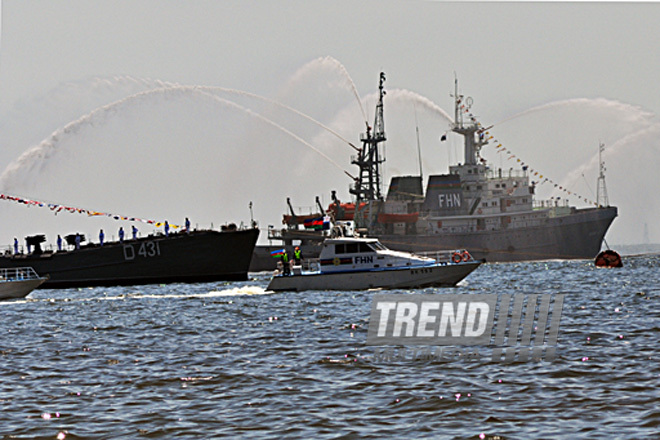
[260,73,617,265]
[2,226,259,288]
[349,74,617,261]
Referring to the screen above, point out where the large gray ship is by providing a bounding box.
[350,74,617,261]
[254,73,617,267]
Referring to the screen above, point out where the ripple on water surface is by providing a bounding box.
[0,257,658,439]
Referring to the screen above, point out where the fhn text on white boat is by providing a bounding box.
[267,236,482,292]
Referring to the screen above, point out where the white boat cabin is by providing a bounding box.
[317,237,435,274]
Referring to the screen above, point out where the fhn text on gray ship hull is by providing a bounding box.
[1,228,259,288]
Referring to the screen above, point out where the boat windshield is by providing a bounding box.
[368,242,388,251]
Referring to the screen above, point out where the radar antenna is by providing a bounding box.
[451,76,489,165]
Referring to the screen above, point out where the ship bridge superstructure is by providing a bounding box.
[430,78,535,218]
[451,77,488,167]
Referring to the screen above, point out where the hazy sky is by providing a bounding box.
[1,0,659,247]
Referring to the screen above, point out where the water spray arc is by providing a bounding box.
[194,85,359,152]
[491,98,655,128]
[289,56,369,127]
[0,86,359,191]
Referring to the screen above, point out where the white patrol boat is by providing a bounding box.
[266,237,481,292]
[0,267,49,300]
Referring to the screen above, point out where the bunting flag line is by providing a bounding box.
[457,104,598,207]
[0,193,179,228]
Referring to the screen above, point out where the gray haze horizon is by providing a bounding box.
[1,0,659,249]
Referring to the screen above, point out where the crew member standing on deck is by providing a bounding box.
[132,225,138,240]
[57,235,62,251]
[75,233,81,250]
[164,221,170,237]
[13,237,18,254]
[99,229,105,246]
[185,217,191,233]
[119,227,125,243]
[294,246,303,265]
[281,250,291,275]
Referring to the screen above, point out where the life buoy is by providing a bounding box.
[452,252,462,264]
[462,250,472,262]
[594,250,622,268]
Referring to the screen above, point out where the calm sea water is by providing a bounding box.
[1,255,658,439]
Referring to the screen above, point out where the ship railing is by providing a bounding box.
[268,225,306,239]
[418,249,475,264]
[485,168,528,179]
[268,228,285,240]
[3,242,78,255]
[274,258,322,275]
[0,267,43,282]
[533,198,570,209]
[301,259,321,273]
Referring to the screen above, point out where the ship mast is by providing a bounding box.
[350,72,386,204]
[415,105,424,183]
[451,77,488,165]
[596,142,609,207]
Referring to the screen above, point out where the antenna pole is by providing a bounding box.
[596,142,609,207]
[451,76,484,165]
[350,72,387,204]
[453,74,460,126]
[414,105,423,183]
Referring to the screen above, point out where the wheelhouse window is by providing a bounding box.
[358,242,374,252]
[345,243,359,253]
[336,241,384,253]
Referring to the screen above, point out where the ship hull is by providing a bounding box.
[0,228,259,288]
[376,207,617,262]
[267,261,482,292]
[0,277,48,300]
